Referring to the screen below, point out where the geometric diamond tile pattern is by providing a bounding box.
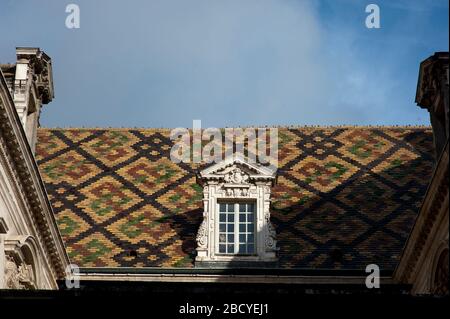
[36,127,434,270]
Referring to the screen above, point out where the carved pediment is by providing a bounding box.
[224,166,249,184]
[198,156,276,185]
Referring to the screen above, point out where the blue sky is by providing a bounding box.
[0,0,448,128]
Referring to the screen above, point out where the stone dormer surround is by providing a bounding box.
[195,156,278,267]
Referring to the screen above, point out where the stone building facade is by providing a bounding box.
[0,48,69,289]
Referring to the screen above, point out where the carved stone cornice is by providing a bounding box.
[0,69,69,280]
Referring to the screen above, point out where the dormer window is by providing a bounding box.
[195,156,278,267]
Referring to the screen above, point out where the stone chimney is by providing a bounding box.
[415,52,449,157]
[6,47,54,152]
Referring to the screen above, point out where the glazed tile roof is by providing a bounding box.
[36,127,434,270]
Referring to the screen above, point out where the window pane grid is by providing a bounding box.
[238,203,255,254]
[218,202,255,255]
[218,207,234,254]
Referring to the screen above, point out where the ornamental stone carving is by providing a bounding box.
[4,255,36,290]
[224,167,249,184]
[196,219,208,249]
[224,187,249,197]
[265,213,277,252]
[5,255,21,289]
[18,263,35,289]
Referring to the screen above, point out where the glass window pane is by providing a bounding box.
[219,234,226,243]
[217,202,257,255]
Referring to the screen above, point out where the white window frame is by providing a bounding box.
[216,201,256,256]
